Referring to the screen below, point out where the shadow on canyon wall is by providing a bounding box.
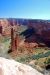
[20,27,50,47]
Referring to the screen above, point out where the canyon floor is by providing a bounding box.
[0,36,50,74]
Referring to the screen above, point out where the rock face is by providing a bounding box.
[0,19,50,47]
[0,57,43,75]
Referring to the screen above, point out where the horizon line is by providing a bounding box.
[0,18,50,20]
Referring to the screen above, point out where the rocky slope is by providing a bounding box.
[0,57,43,75]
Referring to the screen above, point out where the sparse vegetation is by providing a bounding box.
[32,51,50,60]
[15,54,32,63]
[44,58,50,65]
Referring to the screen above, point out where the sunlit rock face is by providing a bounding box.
[0,57,43,75]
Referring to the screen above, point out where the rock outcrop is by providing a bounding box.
[0,57,43,75]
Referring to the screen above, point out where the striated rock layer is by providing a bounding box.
[0,57,43,75]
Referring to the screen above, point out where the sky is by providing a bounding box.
[0,0,50,19]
